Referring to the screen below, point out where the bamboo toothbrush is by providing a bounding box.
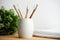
[29,4,38,19]
[25,6,28,18]
[13,5,21,18]
[18,9,23,19]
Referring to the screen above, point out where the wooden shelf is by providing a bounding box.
[0,34,59,40]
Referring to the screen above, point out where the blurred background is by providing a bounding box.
[0,0,60,37]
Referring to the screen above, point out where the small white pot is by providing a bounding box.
[18,18,34,38]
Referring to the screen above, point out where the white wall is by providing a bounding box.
[34,0,60,30]
[0,0,60,31]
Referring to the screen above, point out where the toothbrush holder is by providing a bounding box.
[18,18,34,38]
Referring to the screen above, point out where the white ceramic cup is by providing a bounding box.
[18,18,34,38]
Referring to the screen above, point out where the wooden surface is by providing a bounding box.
[0,34,60,40]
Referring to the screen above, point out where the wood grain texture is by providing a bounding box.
[0,34,59,40]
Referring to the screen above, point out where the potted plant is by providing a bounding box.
[0,6,19,35]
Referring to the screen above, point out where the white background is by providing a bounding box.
[0,0,60,33]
